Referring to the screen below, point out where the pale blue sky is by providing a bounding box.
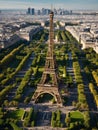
[0,0,98,10]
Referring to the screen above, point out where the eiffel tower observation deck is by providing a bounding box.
[32,11,62,106]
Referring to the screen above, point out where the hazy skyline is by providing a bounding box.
[0,0,98,10]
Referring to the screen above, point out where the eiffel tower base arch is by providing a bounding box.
[32,86,63,107]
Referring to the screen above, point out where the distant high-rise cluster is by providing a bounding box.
[27,8,35,15]
[27,7,72,15]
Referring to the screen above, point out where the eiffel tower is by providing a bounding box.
[32,11,62,106]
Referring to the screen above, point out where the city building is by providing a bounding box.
[27,8,35,15]
[66,24,98,53]
[27,8,73,15]
[29,26,44,41]
[0,34,21,49]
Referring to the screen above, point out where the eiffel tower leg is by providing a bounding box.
[39,73,47,84]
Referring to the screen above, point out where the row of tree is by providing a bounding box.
[14,67,33,102]
[56,30,68,42]
[1,52,32,86]
[51,110,63,127]
[61,31,68,42]
[77,84,88,110]
[92,70,98,85]
[73,61,83,84]
[10,122,23,130]
[23,108,36,127]
[89,83,98,107]
[0,84,16,104]
[0,44,24,67]
[0,107,7,128]
[0,41,22,60]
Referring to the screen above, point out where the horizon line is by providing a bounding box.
[1,8,98,11]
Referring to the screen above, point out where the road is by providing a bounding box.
[66,52,78,106]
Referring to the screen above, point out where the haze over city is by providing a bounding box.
[0,0,98,10]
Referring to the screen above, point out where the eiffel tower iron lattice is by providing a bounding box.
[32,11,62,106]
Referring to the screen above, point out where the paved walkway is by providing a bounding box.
[66,52,78,106]
[24,126,67,130]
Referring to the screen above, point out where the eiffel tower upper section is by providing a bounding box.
[38,11,58,87]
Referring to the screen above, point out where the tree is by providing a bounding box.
[65,116,71,127]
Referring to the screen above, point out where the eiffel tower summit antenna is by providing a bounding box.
[51,4,53,11]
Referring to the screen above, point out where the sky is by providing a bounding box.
[0,0,98,10]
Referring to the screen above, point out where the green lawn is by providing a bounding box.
[7,109,24,120]
[70,111,84,122]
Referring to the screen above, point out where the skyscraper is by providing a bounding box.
[27,8,35,15]
[31,8,35,15]
[27,7,31,14]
